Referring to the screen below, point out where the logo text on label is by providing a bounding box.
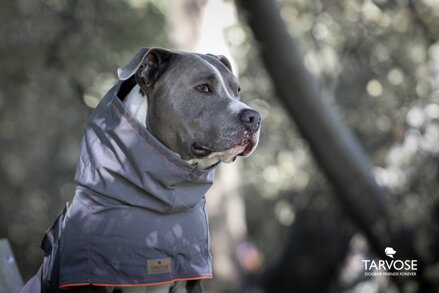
[147,258,172,275]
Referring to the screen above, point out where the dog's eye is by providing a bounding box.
[233,86,241,98]
[236,86,241,96]
[196,84,211,94]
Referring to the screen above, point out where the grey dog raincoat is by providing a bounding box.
[21,79,217,292]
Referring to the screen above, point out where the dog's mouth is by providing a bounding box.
[191,131,259,160]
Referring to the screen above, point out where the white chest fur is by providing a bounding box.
[124,84,148,127]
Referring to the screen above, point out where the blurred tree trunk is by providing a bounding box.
[237,0,432,291]
[263,204,353,293]
[169,1,246,292]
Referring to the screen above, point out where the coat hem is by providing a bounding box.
[59,275,212,288]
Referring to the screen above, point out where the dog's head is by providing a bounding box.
[118,48,261,168]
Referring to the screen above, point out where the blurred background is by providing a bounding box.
[1,0,439,292]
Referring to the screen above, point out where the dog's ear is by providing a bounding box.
[117,48,173,85]
[137,48,173,87]
[207,54,233,72]
[117,48,149,81]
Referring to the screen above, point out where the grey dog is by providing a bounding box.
[20,48,261,293]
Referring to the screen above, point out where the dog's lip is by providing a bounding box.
[191,143,213,157]
[238,130,260,157]
[238,140,254,157]
[228,135,258,159]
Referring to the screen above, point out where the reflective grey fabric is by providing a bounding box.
[58,81,216,288]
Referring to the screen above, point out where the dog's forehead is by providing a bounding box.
[172,52,238,84]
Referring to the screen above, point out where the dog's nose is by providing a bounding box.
[239,109,261,131]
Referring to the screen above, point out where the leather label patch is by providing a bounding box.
[147,258,172,274]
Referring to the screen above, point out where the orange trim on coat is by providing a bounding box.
[59,276,212,289]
